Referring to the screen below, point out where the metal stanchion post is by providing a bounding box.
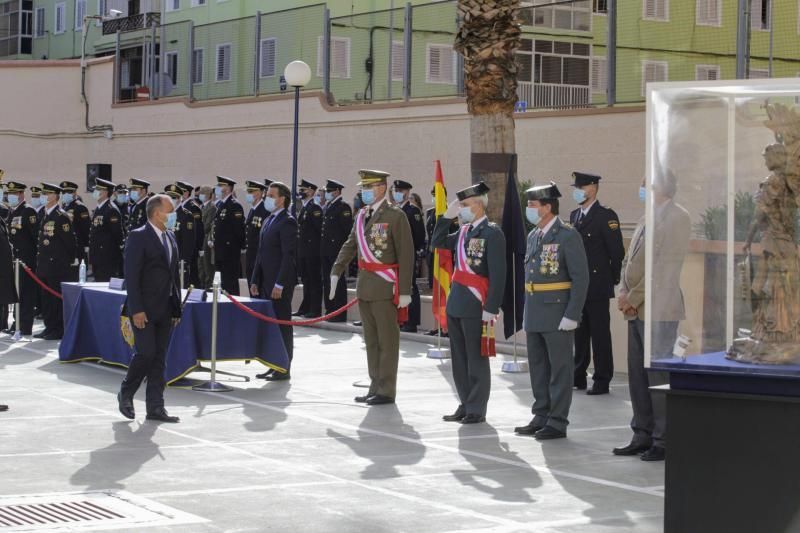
[179,259,185,290]
[12,260,23,341]
[503,260,528,373]
[193,272,233,392]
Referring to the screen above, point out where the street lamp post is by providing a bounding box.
[283,60,311,218]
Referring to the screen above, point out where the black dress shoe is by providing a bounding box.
[587,386,610,396]
[33,331,50,339]
[327,316,347,323]
[117,393,135,420]
[146,409,180,423]
[400,325,418,333]
[352,321,363,327]
[612,441,652,456]
[366,395,394,406]
[265,372,290,381]
[1,328,14,335]
[292,310,307,317]
[424,329,440,336]
[514,421,545,435]
[354,394,374,403]
[534,426,567,440]
[442,408,466,422]
[640,446,665,462]
[574,381,587,390]
[460,414,485,424]
[256,369,275,379]
[0,405,8,412]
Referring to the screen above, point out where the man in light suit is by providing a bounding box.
[431,182,506,424]
[516,182,589,440]
[118,194,182,423]
[614,173,690,462]
[250,182,298,381]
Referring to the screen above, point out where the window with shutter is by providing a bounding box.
[55,3,65,34]
[192,48,203,84]
[259,38,276,78]
[695,64,720,81]
[750,0,770,30]
[591,57,607,93]
[641,60,668,96]
[696,0,720,25]
[35,7,45,37]
[643,0,668,20]
[166,0,179,11]
[75,0,86,31]
[391,40,404,81]
[216,43,231,82]
[426,44,456,84]
[317,36,351,79]
[165,51,178,85]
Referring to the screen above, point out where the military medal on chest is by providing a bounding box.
[466,238,486,267]
[539,244,560,276]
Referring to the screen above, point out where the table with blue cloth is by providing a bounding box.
[59,282,289,385]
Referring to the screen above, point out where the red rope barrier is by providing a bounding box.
[22,265,63,300]
[224,291,358,326]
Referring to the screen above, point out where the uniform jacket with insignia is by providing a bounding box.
[183,199,204,255]
[64,199,90,260]
[569,202,625,301]
[332,199,414,302]
[321,196,353,258]
[89,200,124,270]
[402,202,427,259]
[297,200,322,259]
[8,201,39,267]
[250,209,298,294]
[426,207,458,253]
[128,198,148,232]
[245,200,269,272]
[0,217,18,305]
[37,206,77,277]
[213,195,246,262]
[523,218,589,333]
[174,205,196,263]
[431,216,506,318]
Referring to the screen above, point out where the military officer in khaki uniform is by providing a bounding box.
[515,183,589,440]
[330,170,414,405]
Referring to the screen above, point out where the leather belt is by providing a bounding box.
[526,281,572,293]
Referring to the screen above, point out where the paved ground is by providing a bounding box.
[0,326,664,532]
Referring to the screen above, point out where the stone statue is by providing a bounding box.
[729,105,800,364]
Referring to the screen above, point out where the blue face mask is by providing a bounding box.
[325,191,334,202]
[573,188,587,204]
[115,194,128,205]
[639,186,646,203]
[92,190,101,201]
[31,196,41,207]
[215,186,223,199]
[526,206,541,225]
[459,206,475,224]
[130,190,140,202]
[263,196,277,213]
[361,189,375,205]
[245,193,255,205]
[166,211,177,231]
[198,194,207,203]
[7,194,19,207]
[392,192,405,204]
[0,190,4,203]
[61,193,74,204]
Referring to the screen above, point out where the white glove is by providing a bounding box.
[207,240,214,248]
[329,275,339,300]
[444,199,460,219]
[558,317,579,331]
[482,310,497,322]
[199,251,204,257]
[398,295,412,308]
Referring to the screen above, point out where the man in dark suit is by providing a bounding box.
[176,181,204,287]
[60,181,90,272]
[211,176,246,295]
[35,183,76,341]
[244,180,268,282]
[321,179,352,322]
[127,178,151,232]
[250,182,297,381]
[295,179,323,318]
[118,194,182,423]
[4,182,38,336]
[569,172,625,395]
[89,178,124,282]
[392,179,427,333]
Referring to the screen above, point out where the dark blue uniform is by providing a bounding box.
[213,195,246,295]
[401,201,427,330]
[296,200,323,317]
[8,201,40,334]
[36,206,76,339]
[89,200,124,282]
[245,200,269,282]
[321,196,352,321]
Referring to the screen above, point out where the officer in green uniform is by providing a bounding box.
[515,182,589,440]
[431,182,506,424]
[331,170,414,405]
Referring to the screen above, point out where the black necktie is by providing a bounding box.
[365,208,373,224]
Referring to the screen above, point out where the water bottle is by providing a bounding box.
[212,271,221,288]
[79,260,87,285]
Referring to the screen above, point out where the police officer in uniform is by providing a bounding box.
[114,184,130,228]
[128,178,151,231]
[211,176,246,295]
[164,185,195,288]
[321,179,352,322]
[0,172,9,220]
[515,183,589,440]
[431,182,506,424]
[176,181,204,287]
[4,182,38,336]
[244,180,268,282]
[30,186,45,224]
[569,172,625,395]
[60,181,90,275]
[393,180,427,333]
[35,183,77,341]
[89,178,124,282]
[331,170,414,405]
[295,179,323,318]
[198,185,217,289]
[0,191,17,341]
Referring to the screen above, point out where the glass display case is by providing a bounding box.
[644,79,800,392]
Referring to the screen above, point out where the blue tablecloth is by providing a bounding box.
[59,282,289,384]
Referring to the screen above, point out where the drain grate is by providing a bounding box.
[0,491,206,532]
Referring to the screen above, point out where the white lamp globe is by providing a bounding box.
[284,60,312,88]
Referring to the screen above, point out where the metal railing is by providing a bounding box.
[517,82,591,111]
[103,13,161,35]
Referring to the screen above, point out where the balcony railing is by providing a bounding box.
[103,12,160,35]
[516,81,591,111]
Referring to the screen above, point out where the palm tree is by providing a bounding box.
[454,0,522,221]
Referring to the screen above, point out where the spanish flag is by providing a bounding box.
[432,160,452,331]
